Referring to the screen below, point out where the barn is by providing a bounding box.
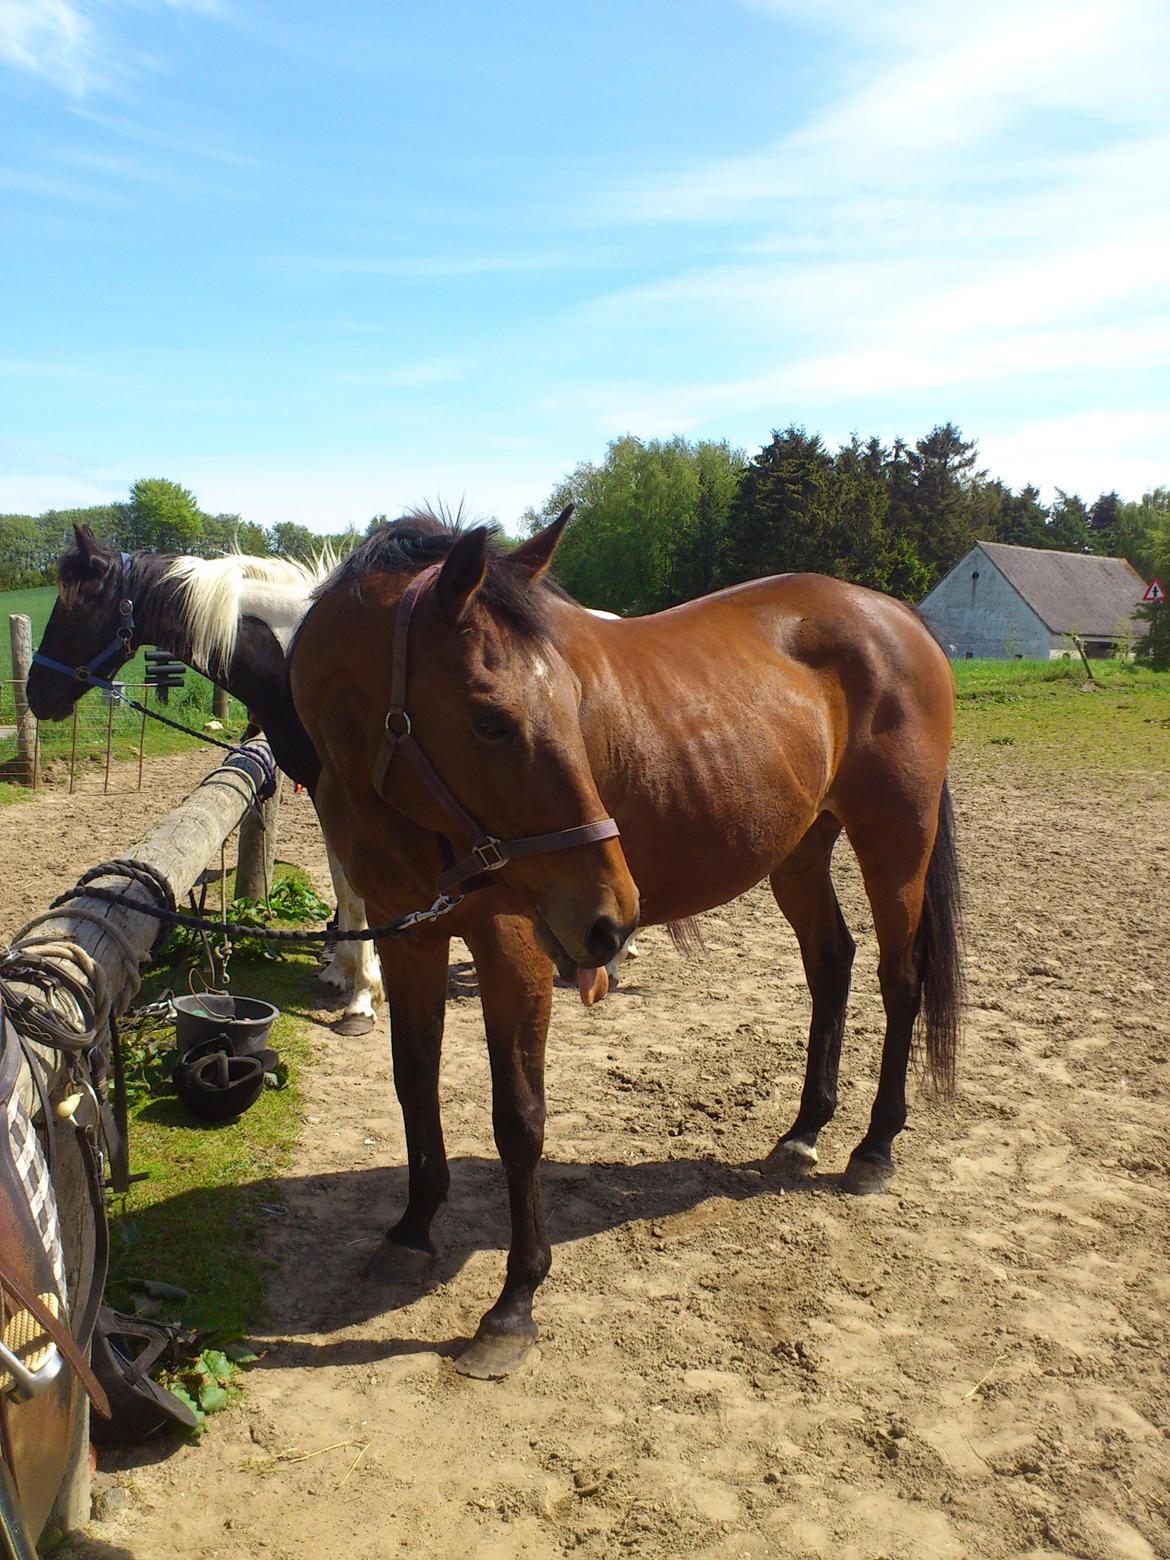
[918,541,1149,660]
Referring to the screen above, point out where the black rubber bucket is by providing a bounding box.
[172,994,279,1057]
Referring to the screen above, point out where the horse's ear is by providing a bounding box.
[509,505,574,584]
[70,523,107,578]
[434,526,490,621]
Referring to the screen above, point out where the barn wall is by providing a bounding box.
[919,546,1057,659]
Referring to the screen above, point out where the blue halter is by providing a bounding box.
[31,551,135,687]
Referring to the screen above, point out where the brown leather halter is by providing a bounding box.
[370,563,620,903]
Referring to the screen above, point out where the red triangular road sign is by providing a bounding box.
[1143,579,1165,603]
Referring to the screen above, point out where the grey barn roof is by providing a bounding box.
[976,542,1147,637]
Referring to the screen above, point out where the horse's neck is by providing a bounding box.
[130,553,198,667]
[556,599,676,776]
[130,553,254,701]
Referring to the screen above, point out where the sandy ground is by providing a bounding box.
[1,749,1168,1560]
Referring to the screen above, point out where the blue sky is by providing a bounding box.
[2,0,1167,533]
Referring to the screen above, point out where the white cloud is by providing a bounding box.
[981,410,1170,503]
[0,0,225,95]
[0,0,100,94]
[610,0,1169,223]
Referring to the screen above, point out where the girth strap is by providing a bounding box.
[370,563,620,899]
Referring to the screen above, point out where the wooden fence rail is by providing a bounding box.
[5,738,276,1537]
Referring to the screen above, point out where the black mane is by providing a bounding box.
[314,511,562,640]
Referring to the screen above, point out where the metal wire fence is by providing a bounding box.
[0,679,151,794]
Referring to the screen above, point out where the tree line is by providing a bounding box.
[523,424,1168,616]
[0,478,362,592]
[3,429,1167,627]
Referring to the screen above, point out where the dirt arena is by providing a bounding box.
[2,743,1167,1560]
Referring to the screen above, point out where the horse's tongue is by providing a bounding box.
[577,965,609,1007]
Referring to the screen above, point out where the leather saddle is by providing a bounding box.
[0,993,109,1557]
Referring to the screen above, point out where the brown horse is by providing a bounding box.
[290,509,962,1378]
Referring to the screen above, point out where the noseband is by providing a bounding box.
[371,563,620,900]
[31,552,135,685]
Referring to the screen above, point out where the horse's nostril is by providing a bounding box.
[585,915,623,968]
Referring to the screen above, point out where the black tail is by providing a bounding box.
[918,778,964,1094]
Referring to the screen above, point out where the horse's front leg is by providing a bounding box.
[456,912,554,1380]
[366,929,451,1280]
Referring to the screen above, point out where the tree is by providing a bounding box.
[724,426,838,583]
[127,478,205,553]
[526,435,742,614]
[1114,489,1170,582]
[1089,490,1121,555]
[899,423,983,583]
[1045,490,1090,553]
[1135,596,1170,669]
[270,521,320,560]
[992,483,1048,547]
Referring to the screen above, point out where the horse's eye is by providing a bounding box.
[472,713,513,744]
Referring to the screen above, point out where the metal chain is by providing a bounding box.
[48,880,465,944]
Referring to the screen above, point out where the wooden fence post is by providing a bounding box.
[9,612,36,784]
[235,774,282,902]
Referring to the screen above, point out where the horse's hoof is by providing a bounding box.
[770,1137,818,1172]
[454,1329,537,1380]
[334,1012,376,1037]
[365,1237,434,1283]
[843,1153,894,1196]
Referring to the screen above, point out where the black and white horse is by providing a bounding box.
[26,525,383,1034]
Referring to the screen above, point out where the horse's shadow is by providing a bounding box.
[139,1148,841,1377]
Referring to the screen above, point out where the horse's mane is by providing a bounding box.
[165,545,338,673]
[314,510,562,640]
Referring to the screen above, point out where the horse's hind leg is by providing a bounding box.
[842,781,960,1194]
[769,814,855,1171]
[318,845,384,1036]
[455,912,554,1380]
[366,931,451,1280]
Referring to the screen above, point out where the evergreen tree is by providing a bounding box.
[901,423,982,583]
[724,426,837,582]
[1045,490,1090,552]
[993,483,1048,547]
[1089,490,1121,555]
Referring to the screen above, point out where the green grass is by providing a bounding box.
[0,584,153,683]
[951,657,1170,774]
[106,867,329,1342]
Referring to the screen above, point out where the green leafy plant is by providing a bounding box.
[161,1345,244,1433]
[158,872,331,962]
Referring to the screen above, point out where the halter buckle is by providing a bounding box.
[384,707,411,740]
[473,837,507,872]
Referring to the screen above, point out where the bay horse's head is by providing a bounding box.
[26,525,136,720]
[361,510,640,976]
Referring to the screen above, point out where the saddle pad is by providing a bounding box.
[3,1092,66,1309]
